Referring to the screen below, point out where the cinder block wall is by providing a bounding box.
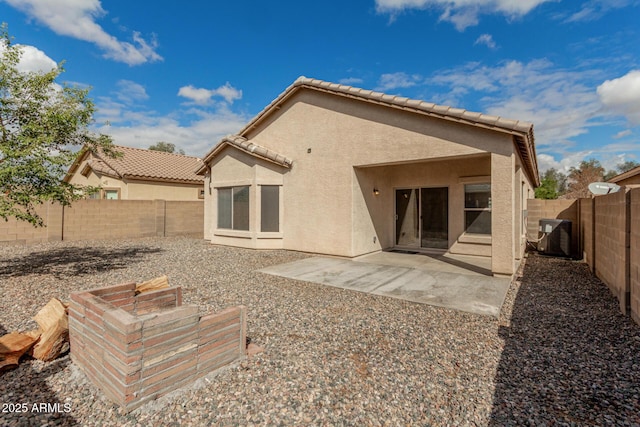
[0,200,203,244]
[165,201,204,238]
[630,189,640,324]
[526,199,579,257]
[0,203,63,245]
[579,198,594,271]
[63,200,158,241]
[528,195,638,325]
[594,190,630,315]
[69,284,246,412]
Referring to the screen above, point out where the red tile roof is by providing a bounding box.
[66,145,204,184]
[197,76,539,186]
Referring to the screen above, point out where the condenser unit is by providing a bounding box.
[538,219,572,257]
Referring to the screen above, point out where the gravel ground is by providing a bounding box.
[0,237,639,426]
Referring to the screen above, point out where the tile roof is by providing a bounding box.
[198,76,539,185]
[195,135,292,174]
[243,76,535,136]
[66,145,204,184]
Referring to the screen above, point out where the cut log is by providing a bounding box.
[0,332,38,371]
[136,275,169,295]
[31,298,69,362]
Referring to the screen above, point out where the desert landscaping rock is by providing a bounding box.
[1,237,639,426]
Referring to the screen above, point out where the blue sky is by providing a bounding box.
[1,0,639,174]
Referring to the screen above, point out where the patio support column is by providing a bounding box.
[491,152,515,276]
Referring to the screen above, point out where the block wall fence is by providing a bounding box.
[528,187,640,325]
[69,283,247,412]
[0,200,204,245]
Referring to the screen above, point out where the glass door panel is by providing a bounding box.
[395,189,420,247]
[420,187,448,249]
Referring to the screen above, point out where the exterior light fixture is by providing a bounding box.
[373,188,380,195]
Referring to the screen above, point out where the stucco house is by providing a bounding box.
[197,77,539,277]
[65,145,205,201]
[608,165,640,188]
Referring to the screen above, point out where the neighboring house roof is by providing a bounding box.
[65,145,204,184]
[607,165,640,184]
[197,76,539,186]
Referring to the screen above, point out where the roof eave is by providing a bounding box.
[608,165,640,183]
[197,137,292,175]
[63,147,92,183]
[121,175,204,185]
[230,77,539,185]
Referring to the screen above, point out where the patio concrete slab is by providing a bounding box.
[259,252,511,317]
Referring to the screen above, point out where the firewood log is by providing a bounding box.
[31,298,69,362]
[136,275,169,295]
[0,332,38,371]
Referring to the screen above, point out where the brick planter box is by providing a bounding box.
[69,283,246,412]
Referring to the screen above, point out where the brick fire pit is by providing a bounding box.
[69,283,246,412]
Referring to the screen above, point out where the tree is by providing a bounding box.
[149,141,185,155]
[564,159,605,199]
[604,160,640,180]
[0,25,117,226]
[535,168,567,199]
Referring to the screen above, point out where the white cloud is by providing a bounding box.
[376,72,423,91]
[375,0,553,30]
[178,83,242,106]
[3,0,162,65]
[564,0,636,22]
[339,77,365,86]
[474,34,497,49]
[427,59,602,148]
[114,80,149,104]
[613,129,633,139]
[0,42,57,73]
[213,82,243,104]
[536,151,600,174]
[16,45,57,73]
[597,70,640,125]
[95,81,249,156]
[95,103,249,157]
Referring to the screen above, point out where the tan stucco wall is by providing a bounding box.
[127,180,203,201]
[206,147,286,249]
[206,89,533,274]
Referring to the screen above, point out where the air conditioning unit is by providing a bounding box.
[538,219,571,257]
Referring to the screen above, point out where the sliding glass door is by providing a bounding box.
[395,187,448,249]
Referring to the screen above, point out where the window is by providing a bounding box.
[218,186,249,230]
[261,185,279,232]
[86,188,119,199]
[464,184,491,234]
[104,189,119,200]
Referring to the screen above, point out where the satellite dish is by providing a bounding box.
[588,182,621,195]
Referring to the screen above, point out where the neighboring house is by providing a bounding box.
[65,145,205,201]
[196,77,539,277]
[608,165,640,188]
